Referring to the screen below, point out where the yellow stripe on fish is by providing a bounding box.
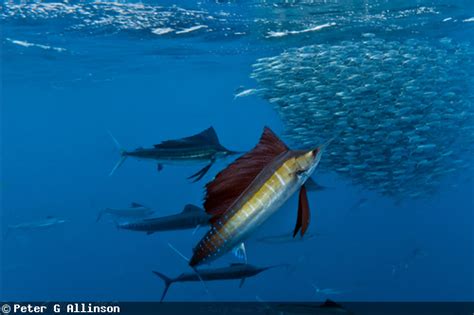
[209,157,300,245]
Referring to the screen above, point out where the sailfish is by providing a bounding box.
[189,127,329,267]
[108,127,239,182]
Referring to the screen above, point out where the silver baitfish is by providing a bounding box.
[250,38,474,198]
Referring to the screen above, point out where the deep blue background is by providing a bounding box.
[1,0,473,301]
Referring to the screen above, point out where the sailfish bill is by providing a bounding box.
[189,127,329,267]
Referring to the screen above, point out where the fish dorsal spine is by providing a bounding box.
[153,127,220,149]
[182,204,202,213]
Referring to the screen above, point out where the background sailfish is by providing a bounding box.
[109,127,239,182]
[190,127,329,267]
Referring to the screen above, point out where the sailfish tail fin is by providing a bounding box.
[107,130,127,176]
[152,271,173,302]
[109,156,127,176]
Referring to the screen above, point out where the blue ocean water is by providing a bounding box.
[1,0,473,302]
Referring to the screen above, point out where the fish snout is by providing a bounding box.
[314,136,335,154]
[311,136,335,162]
[261,264,291,272]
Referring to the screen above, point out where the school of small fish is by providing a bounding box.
[250,37,474,198]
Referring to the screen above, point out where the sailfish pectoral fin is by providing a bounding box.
[239,277,246,288]
[187,159,215,183]
[293,185,311,238]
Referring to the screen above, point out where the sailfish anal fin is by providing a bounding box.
[293,185,310,237]
[204,127,289,221]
